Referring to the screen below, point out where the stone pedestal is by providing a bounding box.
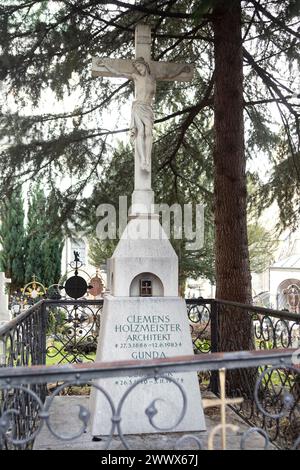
[107,215,179,297]
[90,216,206,435]
[90,296,206,435]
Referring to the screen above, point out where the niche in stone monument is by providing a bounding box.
[129,272,164,297]
[140,279,152,296]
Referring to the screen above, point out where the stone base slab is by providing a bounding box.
[33,395,275,450]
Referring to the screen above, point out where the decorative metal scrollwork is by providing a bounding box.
[62,252,90,300]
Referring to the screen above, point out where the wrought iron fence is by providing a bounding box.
[45,300,102,365]
[1,297,298,367]
[0,349,299,450]
[0,299,102,449]
[212,299,300,448]
[0,301,48,449]
[0,299,103,369]
[0,297,299,449]
[186,298,300,355]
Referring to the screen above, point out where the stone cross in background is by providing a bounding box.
[92,23,194,214]
[0,272,11,323]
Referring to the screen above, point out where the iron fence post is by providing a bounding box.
[210,300,219,394]
[39,300,49,402]
[40,301,47,366]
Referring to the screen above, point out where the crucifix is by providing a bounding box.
[92,23,194,214]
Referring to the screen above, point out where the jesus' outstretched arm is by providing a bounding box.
[96,61,133,80]
[162,64,192,80]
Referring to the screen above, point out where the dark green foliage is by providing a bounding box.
[248,223,278,273]
[25,185,63,286]
[253,128,300,231]
[25,186,46,283]
[0,188,26,290]
[89,238,117,269]
[0,0,298,231]
[192,0,236,19]
[0,185,63,289]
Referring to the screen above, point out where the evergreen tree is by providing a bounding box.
[25,186,46,283]
[212,0,254,357]
[41,189,64,286]
[255,127,300,231]
[1,1,298,231]
[25,186,63,286]
[248,223,278,273]
[88,238,117,270]
[41,237,63,287]
[0,188,26,290]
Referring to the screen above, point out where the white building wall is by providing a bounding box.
[61,237,107,289]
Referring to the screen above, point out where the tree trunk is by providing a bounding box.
[212,1,254,353]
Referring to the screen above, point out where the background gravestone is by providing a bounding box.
[0,272,11,324]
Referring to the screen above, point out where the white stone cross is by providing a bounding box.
[0,272,11,322]
[92,23,194,214]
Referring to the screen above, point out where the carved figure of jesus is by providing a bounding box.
[130,57,156,171]
[96,57,190,172]
[96,57,154,171]
[92,23,194,207]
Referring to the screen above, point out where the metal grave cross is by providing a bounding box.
[202,368,244,450]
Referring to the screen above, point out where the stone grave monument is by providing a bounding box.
[0,272,11,324]
[90,23,206,435]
